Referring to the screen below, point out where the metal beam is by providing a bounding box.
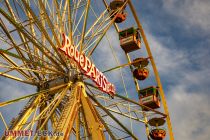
[88,92,138,140]
[79,0,91,52]
[0,83,67,107]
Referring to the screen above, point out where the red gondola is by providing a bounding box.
[133,67,149,80]
[148,118,166,140]
[110,0,127,23]
[149,128,166,140]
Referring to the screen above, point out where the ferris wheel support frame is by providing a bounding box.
[127,1,174,140]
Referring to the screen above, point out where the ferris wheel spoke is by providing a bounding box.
[102,0,121,32]
[85,5,125,57]
[0,18,35,79]
[0,72,36,85]
[87,92,139,140]
[61,0,68,20]
[86,1,127,57]
[0,48,60,83]
[16,47,65,76]
[87,99,118,140]
[4,1,41,75]
[33,83,71,139]
[115,94,167,117]
[0,64,61,81]
[26,11,44,80]
[0,48,65,81]
[79,0,90,52]
[21,0,68,69]
[0,52,31,79]
[86,18,115,57]
[72,0,82,36]
[102,58,148,73]
[53,0,64,34]
[66,0,73,43]
[86,83,166,123]
[82,10,110,52]
[0,8,66,72]
[0,83,68,108]
[72,9,84,39]
[88,92,146,123]
[79,105,91,138]
[83,9,107,39]
[26,100,39,140]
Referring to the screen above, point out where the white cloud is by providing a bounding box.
[147,33,188,75]
[163,0,210,31]
[142,30,210,140]
[168,85,210,140]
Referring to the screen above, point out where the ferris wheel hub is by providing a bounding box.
[37,69,81,91]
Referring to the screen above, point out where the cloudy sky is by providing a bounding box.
[135,0,210,140]
[1,0,210,140]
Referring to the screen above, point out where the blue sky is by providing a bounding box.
[1,0,210,140]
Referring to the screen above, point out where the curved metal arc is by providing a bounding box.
[127,1,174,140]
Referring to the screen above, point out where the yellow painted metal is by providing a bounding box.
[0,112,8,130]
[0,8,64,72]
[80,0,91,52]
[102,57,148,73]
[23,91,63,131]
[102,0,120,31]
[54,0,64,34]
[37,84,71,131]
[22,0,66,70]
[0,72,35,85]
[27,100,39,140]
[3,0,31,69]
[52,83,81,140]
[67,0,73,44]
[30,8,40,60]
[128,1,174,140]
[4,0,42,80]
[0,47,64,76]
[80,105,91,138]
[80,82,105,140]
[82,10,107,50]
[0,83,67,107]
[52,82,105,140]
[0,53,30,79]
[37,0,68,69]
[87,0,128,57]
[4,96,41,140]
[0,64,55,76]
[76,109,81,140]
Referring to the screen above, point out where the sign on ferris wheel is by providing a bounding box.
[59,34,116,96]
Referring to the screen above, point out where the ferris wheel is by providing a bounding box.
[0,0,174,140]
